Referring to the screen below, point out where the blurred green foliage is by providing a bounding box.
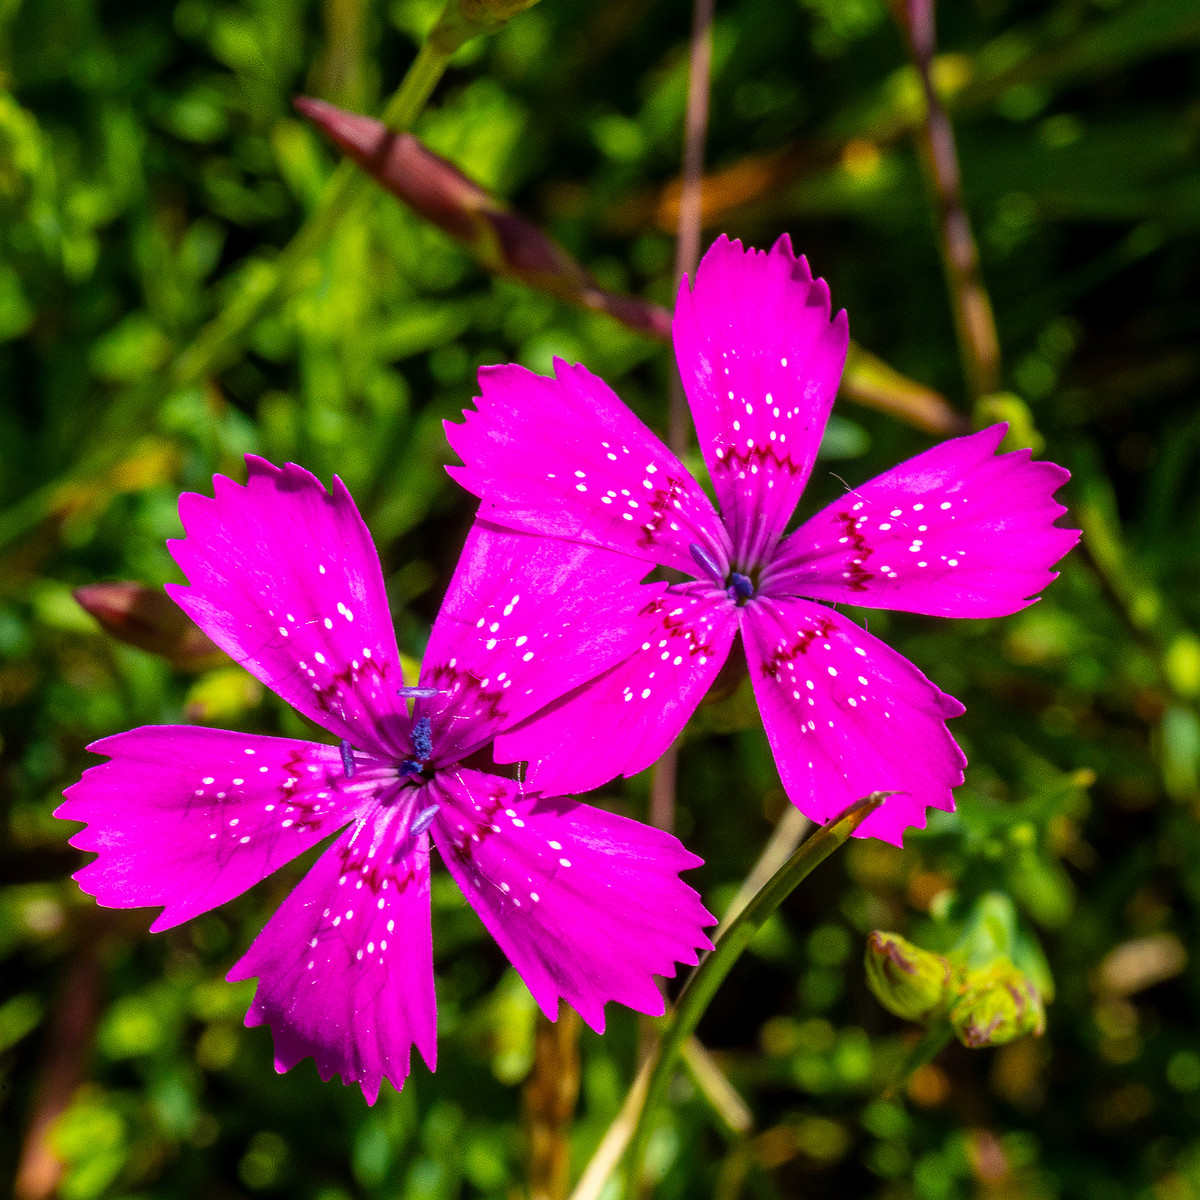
[1,0,1199,1197]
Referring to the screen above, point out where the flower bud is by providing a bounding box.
[74,582,224,671]
[949,960,1046,1048]
[864,931,955,1022]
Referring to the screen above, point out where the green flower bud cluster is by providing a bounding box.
[864,930,1047,1049]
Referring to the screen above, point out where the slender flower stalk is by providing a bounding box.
[651,0,718,838]
[890,0,1000,403]
[670,0,716,457]
[524,1009,582,1200]
[716,805,809,936]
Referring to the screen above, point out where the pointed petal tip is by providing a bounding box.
[576,998,609,1035]
[770,230,794,257]
[147,909,183,934]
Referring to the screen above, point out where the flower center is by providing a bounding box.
[689,542,757,606]
[336,722,442,840]
[728,571,755,601]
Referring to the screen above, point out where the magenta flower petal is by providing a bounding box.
[763,425,1080,617]
[419,521,667,763]
[494,585,738,796]
[64,458,718,1099]
[229,812,436,1104]
[741,597,965,845]
[446,361,729,575]
[428,769,713,1031]
[168,458,407,756]
[451,236,1076,842]
[57,727,363,931]
[672,234,849,566]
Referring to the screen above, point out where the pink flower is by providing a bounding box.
[58,459,713,1102]
[447,235,1080,844]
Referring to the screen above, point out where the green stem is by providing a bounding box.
[137,36,457,416]
[591,792,888,1200]
[382,36,457,129]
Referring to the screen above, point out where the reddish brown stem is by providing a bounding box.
[14,914,106,1200]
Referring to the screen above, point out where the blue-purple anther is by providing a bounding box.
[339,739,356,778]
[396,686,439,699]
[399,717,434,778]
[728,571,755,601]
[411,716,432,761]
[410,805,440,836]
[689,542,724,586]
[689,542,754,602]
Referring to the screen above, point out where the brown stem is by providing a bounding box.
[673,0,715,296]
[668,0,715,460]
[524,1008,583,1200]
[311,0,368,108]
[892,0,1000,404]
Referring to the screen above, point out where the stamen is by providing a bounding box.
[399,760,423,778]
[411,716,433,762]
[728,571,755,601]
[396,686,439,699]
[689,542,725,586]
[339,739,356,778]
[410,804,440,836]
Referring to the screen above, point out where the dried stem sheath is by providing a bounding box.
[525,1008,583,1200]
